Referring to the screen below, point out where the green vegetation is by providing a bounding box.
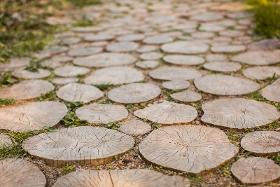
[95,84,114,91]
[0,98,16,106]
[63,102,89,127]
[0,145,26,158]
[38,91,57,101]
[73,17,94,27]
[66,0,101,7]
[0,72,17,86]
[25,58,42,72]
[106,122,120,129]
[248,0,280,38]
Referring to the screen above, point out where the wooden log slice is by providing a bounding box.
[161,41,209,54]
[261,78,280,102]
[232,50,280,65]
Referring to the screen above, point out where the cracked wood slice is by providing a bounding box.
[143,35,174,44]
[201,98,280,129]
[56,83,103,103]
[84,67,144,85]
[12,69,51,79]
[231,157,280,184]
[0,58,29,72]
[83,34,114,41]
[140,52,162,60]
[0,101,67,132]
[108,83,161,104]
[52,77,78,85]
[106,42,139,52]
[163,55,205,66]
[68,46,102,57]
[53,169,190,187]
[134,101,197,124]
[203,62,241,73]
[73,53,136,67]
[211,45,246,53]
[118,118,151,136]
[241,131,280,154]
[136,60,159,69]
[161,41,209,54]
[171,90,202,102]
[190,12,224,21]
[162,80,190,90]
[261,78,280,102]
[76,103,128,124]
[22,126,134,167]
[139,125,238,173]
[117,34,145,42]
[232,50,280,65]
[149,66,202,81]
[194,74,260,95]
[0,158,46,187]
[0,134,13,147]
[243,66,280,80]
[0,80,54,100]
[54,65,90,77]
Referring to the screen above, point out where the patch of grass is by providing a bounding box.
[188,174,203,186]
[73,17,94,27]
[63,102,89,127]
[25,58,42,72]
[61,164,76,174]
[0,98,16,106]
[66,0,101,7]
[271,153,280,165]
[0,145,26,159]
[248,0,280,38]
[95,84,114,91]
[246,91,266,101]
[0,72,17,86]
[38,91,57,101]
[106,122,120,129]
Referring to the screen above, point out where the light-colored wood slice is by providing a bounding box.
[143,35,174,44]
[163,55,205,66]
[12,69,50,79]
[194,74,260,95]
[137,45,158,53]
[203,62,241,73]
[149,66,202,81]
[0,101,67,132]
[0,158,46,187]
[162,80,190,90]
[171,90,202,102]
[0,80,54,100]
[0,134,13,147]
[248,39,280,51]
[261,78,280,102]
[68,46,102,57]
[139,125,238,173]
[73,53,136,67]
[106,42,139,52]
[201,98,280,129]
[243,66,280,80]
[51,77,78,85]
[53,169,190,187]
[161,41,209,54]
[84,67,144,85]
[140,52,162,60]
[56,83,103,103]
[206,54,227,62]
[191,12,224,21]
[117,34,145,42]
[232,50,280,65]
[0,58,29,72]
[134,101,197,125]
[241,131,280,154]
[136,60,159,69]
[54,65,90,77]
[211,45,246,53]
[76,103,128,124]
[231,157,280,184]
[118,118,151,136]
[108,83,161,104]
[22,126,134,167]
[83,34,114,41]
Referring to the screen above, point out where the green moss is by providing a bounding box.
[38,91,57,101]
[62,164,76,174]
[63,102,89,127]
[0,145,26,159]
[0,98,16,106]
[246,91,266,101]
[0,72,17,86]
[66,0,101,7]
[106,122,120,129]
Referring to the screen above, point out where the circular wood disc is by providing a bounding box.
[139,125,238,173]
[203,62,241,73]
[73,53,136,67]
[68,47,102,57]
[118,118,151,136]
[0,101,67,132]
[0,58,29,72]
[134,101,197,124]
[0,158,46,187]
[57,83,103,103]
[12,69,50,79]
[163,55,205,66]
[161,41,209,54]
[201,98,280,129]
[108,83,161,104]
[162,80,190,90]
[76,103,128,124]
[140,52,162,60]
[84,34,114,41]
[191,12,224,21]
[231,157,280,184]
[211,45,246,53]
[232,50,280,65]
[143,35,174,44]
[241,131,280,154]
[243,66,280,80]
[149,66,202,81]
[117,34,145,42]
[136,60,159,69]
[22,126,134,167]
[0,80,54,100]
[84,67,144,85]
[106,42,139,52]
[52,77,78,85]
[0,134,13,147]
[261,79,280,102]
[194,74,260,95]
[54,65,90,77]
[137,45,158,53]
[171,90,202,102]
[53,169,190,187]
